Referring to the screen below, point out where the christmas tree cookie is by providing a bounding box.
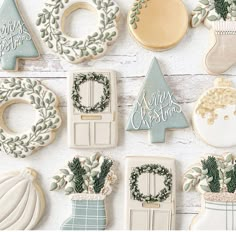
[128,0,188,51]
[126,58,189,143]
[0,0,39,71]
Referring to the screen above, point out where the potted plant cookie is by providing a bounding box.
[50,153,117,230]
[183,153,236,230]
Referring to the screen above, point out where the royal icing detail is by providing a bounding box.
[126,58,189,143]
[183,153,236,230]
[0,78,61,158]
[50,153,117,230]
[128,0,188,51]
[0,0,39,71]
[68,70,118,148]
[36,0,120,63]
[0,168,45,230]
[192,78,236,148]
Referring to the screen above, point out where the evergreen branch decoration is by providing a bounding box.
[214,0,229,20]
[93,158,113,193]
[0,78,61,158]
[226,163,236,193]
[36,0,119,62]
[130,164,172,203]
[129,0,149,29]
[72,72,110,113]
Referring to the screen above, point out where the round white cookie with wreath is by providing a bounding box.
[36,0,120,63]
[0,78,61,158]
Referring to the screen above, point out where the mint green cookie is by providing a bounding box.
[0,0,39,71]
[126,58,189,143]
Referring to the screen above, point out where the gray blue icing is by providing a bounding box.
[126,57,189,143]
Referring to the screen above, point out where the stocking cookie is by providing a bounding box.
[36,0,120,63]
[0,0,40,71]
[0,78,61,158]
[125,156,176,230]
[126,58,189,143]
[192,78,236,148]
[50,153,117,230]
[0,168,45,230]
[183,153,236,230]
[68,70,118,148]
[192,0,236,74]
[128,0,188,51]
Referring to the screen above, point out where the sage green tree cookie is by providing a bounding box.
[0,78,61,158]
[36,0,120,63]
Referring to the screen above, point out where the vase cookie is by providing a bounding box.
[68,70,118,148]
[128,0,188,51]
[184,153,236,230]
[125,156,176,230]
[0,0,40,71]
[0,168,45,230]
[50,153,117,230]
[0,78,61,158]
[36,0,120,63]
[192,0,236,74]
[126,58,189,143]
[192,78,236,148]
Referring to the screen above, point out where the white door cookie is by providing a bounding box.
[125,156,176,230]
[68,70,118,148]
[192,78,236,148]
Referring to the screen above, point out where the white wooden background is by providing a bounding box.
[1,0,236,230]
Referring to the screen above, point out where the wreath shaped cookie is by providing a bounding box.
[72,72,110,113]
[0,78,61,158]
[36,0,120,63]
[130,164,172,202]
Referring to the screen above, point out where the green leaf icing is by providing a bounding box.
[0,0,39,70]
[36,0,120,63]
[0,78,61,158]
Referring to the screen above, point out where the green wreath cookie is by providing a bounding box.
[36,0,120,63]
[0,78,61,158]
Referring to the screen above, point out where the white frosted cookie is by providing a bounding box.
[192,78,236,148]
[125,156,176,230]
[68,70,118,148]
[127,0,188,51]
[0,0,40,71]
[0,78,62,158]
[36,0,120,63]
[0,168,45,230]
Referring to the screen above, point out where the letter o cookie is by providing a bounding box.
[36,0,120,63]
[0,78,61,158]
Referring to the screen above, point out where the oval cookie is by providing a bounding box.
[192,78,236,148]
[128,0,188,51]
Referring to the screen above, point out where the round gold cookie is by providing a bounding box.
[128,0,189,51]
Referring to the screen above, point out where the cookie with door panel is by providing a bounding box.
[68,70,118,148]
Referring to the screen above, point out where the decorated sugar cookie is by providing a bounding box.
[50,153,117,230]
[0,168,45,230]
[192,0,236,74]
[0,78,61,158]
[125,156,176,230]
[68,70,118,148]
[184,153,236,230]
[0,0,40,71]
[126,58,189,143]
[128,0,188,51]
[36,0,120,63]
[192,78,236,148]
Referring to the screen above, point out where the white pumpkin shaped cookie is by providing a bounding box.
[128,0,188,51]
[192,78,236,148]
[0,168,45,230]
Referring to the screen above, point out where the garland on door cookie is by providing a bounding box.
[192,0,236,74]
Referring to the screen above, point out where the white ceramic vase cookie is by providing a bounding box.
[192,78,236,148]
[0,78,61,158]
[36,0,120,63]
[184,153,236,230]
[0,168,45,230]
